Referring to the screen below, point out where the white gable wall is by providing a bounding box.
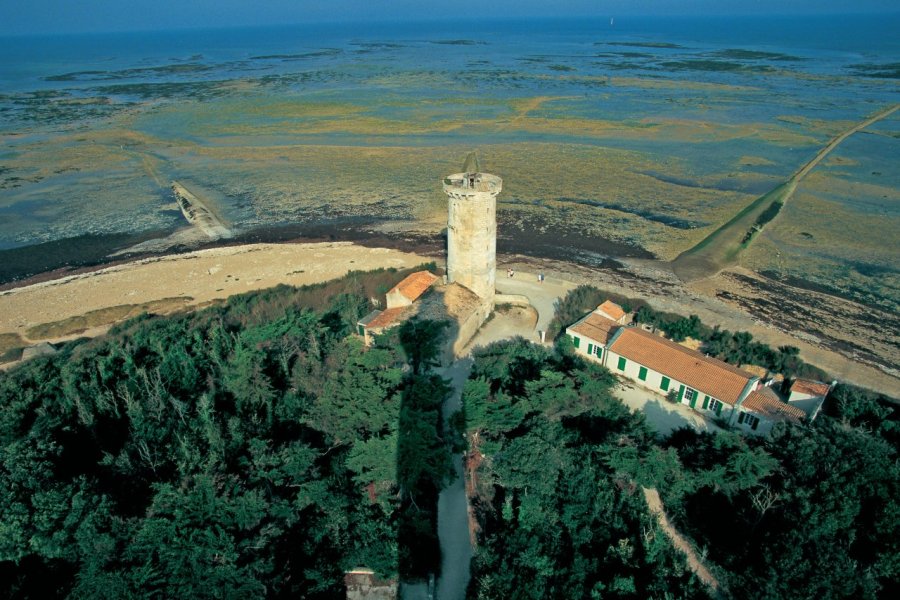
[787,392,825,418]
[734,409,775,436]
[565,329,606,364]
[386,289,413,309]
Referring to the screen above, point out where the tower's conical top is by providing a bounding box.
[462,151,480,174]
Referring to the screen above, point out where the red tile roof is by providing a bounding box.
[389,271,439,302]
[568,313,620,346]
[609,327,755,405]
[790,379,831,398]
[742,387,806,423]
[597,300,626,322]
[362,307,408,330]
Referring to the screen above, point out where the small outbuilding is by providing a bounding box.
[357,270,439,346]
[787,378,833,421]
[385,271,439,309]
[21,342,57,362]
[344,569,397,600]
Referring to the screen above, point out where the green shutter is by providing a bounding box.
[689,392,697,409]
[357,324,365,336]
[587,343,594,355]
[715,402,722,416]
[660,376,670,391]
[738,412,745,424]
[701,395,708,410]
[572,335,580,348]
[617,356,627,371]
[638,366,647,381]
[596,346,603,358]
[677,385,685,401]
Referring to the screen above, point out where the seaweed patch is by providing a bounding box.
[555,197,704,229]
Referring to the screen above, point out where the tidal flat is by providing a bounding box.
[0,16,897,314]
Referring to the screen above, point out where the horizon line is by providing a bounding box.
[2,11,898,39]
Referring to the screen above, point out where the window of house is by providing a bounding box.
[617,356,627,371]
[739,412,760,430]
[638,366,648,381]
[684,388,697,403]
[709,398,722,415]
[660,376,670,391]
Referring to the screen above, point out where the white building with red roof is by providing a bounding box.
[357,270,439,346]
[385,270,440,309]
[566,300,820,435]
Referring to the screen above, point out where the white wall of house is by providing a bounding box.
[603,348,734,422]
[385,289,413,309]
[568,329,760,429]
[787,392,825,418]
[566,331,606,364]
[734,409,774,436]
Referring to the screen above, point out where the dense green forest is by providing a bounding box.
[3,270,898,599]
[0,268,450,598]
[461,338,899,599]
[461,339,707,598]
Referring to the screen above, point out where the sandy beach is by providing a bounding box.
[0,242,430,344]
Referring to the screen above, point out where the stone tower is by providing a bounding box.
[443,152,501,302]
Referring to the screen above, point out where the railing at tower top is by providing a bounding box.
[442,172,502,195]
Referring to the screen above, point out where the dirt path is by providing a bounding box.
[435,359,475,600]
[672,103,899,282]
[643,487,725,599]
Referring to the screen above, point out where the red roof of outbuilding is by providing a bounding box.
[361,307,408,330]
[742,387,806,423]
[568,313,620,346]
[790,379,831,397]
[389,271,439,302]
[597,300,626,322]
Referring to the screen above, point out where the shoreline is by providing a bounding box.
[1,237,898,398]
[0,221,445,292]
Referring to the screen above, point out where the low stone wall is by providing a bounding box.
[494,293,531,307]
[452,300,492,359]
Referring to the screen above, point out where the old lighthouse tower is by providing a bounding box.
[442,152,502,302]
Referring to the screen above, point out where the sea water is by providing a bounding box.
[0,15,897,261]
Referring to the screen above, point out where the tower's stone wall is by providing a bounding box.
[443,171,501,302]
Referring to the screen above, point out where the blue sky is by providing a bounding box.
[1,1,897,35]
